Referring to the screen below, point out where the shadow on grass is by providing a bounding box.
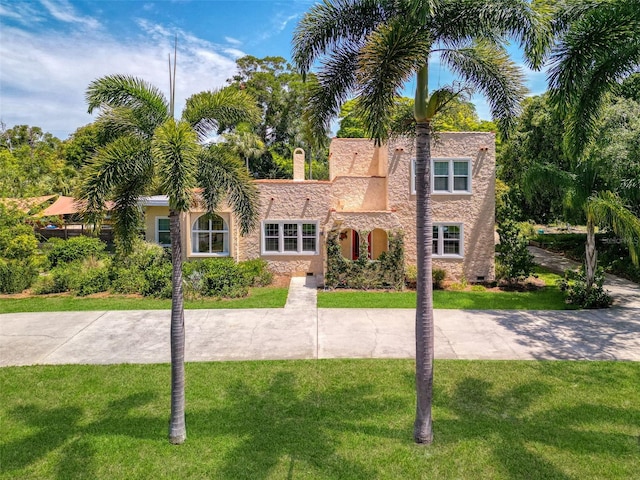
[3,392,163,476]
[3,362,638,479]
[433,373,640,479]
[192,371,398,479]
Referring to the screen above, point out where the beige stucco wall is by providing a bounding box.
[144,206,170,245]
[239,180,332,276]
[331,176,387,211]
[384,133,496,281]
[329,139,388,179]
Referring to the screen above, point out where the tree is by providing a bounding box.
[547,0,640,291]
[0,124,74,197]
[81,74,260,444]
[498,94,571,222]
[293,0,548,444]
[227,55,329,178]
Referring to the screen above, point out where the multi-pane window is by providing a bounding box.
[191,213,229,255]
[432,224,463,257]
[156,217,171,247]
[411,157,472,194]
[262,221,318,254]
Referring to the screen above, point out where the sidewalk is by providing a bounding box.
[1,254,638,367]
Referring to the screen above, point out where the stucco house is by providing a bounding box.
[141,132,496,284]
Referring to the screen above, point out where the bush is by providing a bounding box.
[0,258,38,294]
[37,257,111,296]
[142,262,172,298]
[496,214,536,284]
[237,259,273,287]
[110,240,170,295]
[558,266,613,309]
[404,265,446,289]
[183,258,248,298]
[46,236,106,267]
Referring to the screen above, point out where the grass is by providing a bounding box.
[0,287,288,314]
[1,360,638,479]
[319,268,571,310]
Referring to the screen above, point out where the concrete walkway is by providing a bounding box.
[1,254,638,367]
[528,246,640,308]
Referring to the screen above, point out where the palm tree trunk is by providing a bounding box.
[414,120,434,444]
[585,217,597,291]
[168,209,187,444]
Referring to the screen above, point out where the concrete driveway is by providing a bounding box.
[2,305,639,367]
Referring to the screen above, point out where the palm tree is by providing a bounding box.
[222,126,266,173]
[293,0,549,444]
[81,75,260,444]
[547,0,640,289]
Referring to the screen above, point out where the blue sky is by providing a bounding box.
[0,0,548,140]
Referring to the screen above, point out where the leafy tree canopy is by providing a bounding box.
[226,55,329,178]
[337,96,497,138]
[0,124,76,197]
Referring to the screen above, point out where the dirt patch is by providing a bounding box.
[271,275,292,288]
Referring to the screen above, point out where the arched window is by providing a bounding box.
[191,213,229,255]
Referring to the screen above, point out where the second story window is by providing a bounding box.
[411,157,472,194]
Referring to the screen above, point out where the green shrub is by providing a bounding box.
[433,269,446,289]
[558,266,613,309]
[237,259,273,287]
[40,257,111,296]
[183,258,248,298]
[110,240,169,295]
[0,258,38,294]
[405,265,446,289]
[142,262,172,298]
[46,236,106,267]
[2,233,39,260]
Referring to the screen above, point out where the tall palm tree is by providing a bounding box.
[293,0,549,444]
[81,75,260,444]
[548,0,640,289]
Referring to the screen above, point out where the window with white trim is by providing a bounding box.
[156,217,171,247]
[191,213,229,255]
[411,157,472,194]
[262,221,319,255]
[433,224,463,257]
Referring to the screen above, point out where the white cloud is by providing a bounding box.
[39,0,100,29]
[225,36,242,46]
[0,21,241,139]
[0,2,46,24]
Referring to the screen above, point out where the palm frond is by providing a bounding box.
[306,44,360,141]
[441,40,527,134]
[153,119,199,213]
[197,145,259,235]
[356,19,433,142]
[521,161,574,203]
[86,74,169,120]
[548,0,640,159]
[292,0,397,76]
[80,136,153,215]
[182,87,261,140]
[434,0,554,69]
[587,191,640,265]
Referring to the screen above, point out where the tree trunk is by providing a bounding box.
[168,209,187,444]
[585,217,597,292]
[413,120,434,444]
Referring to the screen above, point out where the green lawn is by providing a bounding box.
[0,287,288,314]
[318,288,569,309]
[1,360,637,479]
[319,268,570,310]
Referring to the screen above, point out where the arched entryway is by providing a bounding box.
[339,228,388,260]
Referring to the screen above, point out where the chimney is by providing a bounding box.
[293,148,305,181]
